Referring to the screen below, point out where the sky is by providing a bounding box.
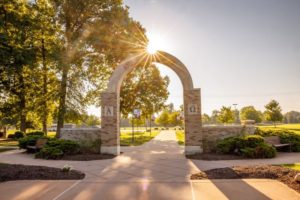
[88,0,300,116]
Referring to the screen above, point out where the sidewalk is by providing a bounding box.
[0,131,299,200]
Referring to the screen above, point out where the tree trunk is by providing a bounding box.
[19,74,26,133]
[41,37,48,134]
[56,65,68,138]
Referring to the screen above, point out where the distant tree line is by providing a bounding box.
[202,99,300,126]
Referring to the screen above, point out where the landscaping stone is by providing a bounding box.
[295,173,300,182]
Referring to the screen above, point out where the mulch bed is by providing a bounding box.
[62,153,116,161]
[191,165,300,193]
[0,163,85,182]
[187,153,247,160]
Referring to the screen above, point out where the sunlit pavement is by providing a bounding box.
[0,131,299,200]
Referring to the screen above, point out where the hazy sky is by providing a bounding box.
[123,0,300,115]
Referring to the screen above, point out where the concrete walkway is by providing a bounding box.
[0,131,299,200]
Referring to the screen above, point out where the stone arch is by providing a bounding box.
[101,51,203,155]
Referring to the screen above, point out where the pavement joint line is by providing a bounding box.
[52,180,81,200]
[190,181,196,200]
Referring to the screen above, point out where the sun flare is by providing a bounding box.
[147,41,158,54]
[146,32,169,54]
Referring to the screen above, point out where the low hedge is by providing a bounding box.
[18,135,48,149]
[8,131,25,139]
[216,135,276,158]
[255,128,300,152]
[35,139,80,159]
[27,131,45,136]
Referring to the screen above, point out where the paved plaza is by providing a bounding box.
[0,131,299,200]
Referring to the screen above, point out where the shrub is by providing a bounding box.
[279,132,300,152]
[236,135,264,149]
[14,131,25,139]
[18,135,48,149]
[241,143,276,158]
[27,131,45,136]
[45,139,80,155]
[216,135,264,154]
[79,139,101,154]
[7,134,15,139]
[255,128,300,152]
[216,137,240,154]
[8,131,25,139]
[35,147,64,159]
[217,134,276,158]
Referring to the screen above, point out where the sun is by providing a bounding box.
[146,32,168,54]
[147,41,158,54]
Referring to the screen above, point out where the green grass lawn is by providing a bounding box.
[175,130,185,145]
[282,163,300,171]
[120,131,159,146]
[0,140,18,147]
[257,123,300,135]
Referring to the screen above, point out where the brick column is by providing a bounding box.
[184,88,203,155]
[100,92,120,155]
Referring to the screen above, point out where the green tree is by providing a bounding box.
[217,106,235,124]
[240,106,263,123]
[283,111,300,124]
[168,111,182,126]
[155,110,170,127]
[264,100,283,127]
[202,113,210,124]
[53,0,147,137]
[0,0,37,132]
[120,64,169,119]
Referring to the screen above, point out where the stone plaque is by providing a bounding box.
[187,104,199,115]
[103,106,114,116]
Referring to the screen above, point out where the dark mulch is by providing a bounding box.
[187,153,246,160]
[62,153,115,161]
[0,163,85,182]
[191,165,300,193]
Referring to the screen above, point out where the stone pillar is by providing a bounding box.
[184,88,203,155]
[100,92,120,155]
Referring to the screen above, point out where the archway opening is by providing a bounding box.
[101,51,203,155]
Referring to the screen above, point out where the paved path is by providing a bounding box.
[0,131,299,200]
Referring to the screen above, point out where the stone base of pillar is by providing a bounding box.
[101,146,120,155]
[185,145,203,155]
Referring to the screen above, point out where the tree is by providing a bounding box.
[120,64,169,119]
[240,106,263,123]
[264,100,283,127]
[168,111,182,126]
[155,110,170,127]
[0,0,37,132]
[217,106,235,124]
[202,113,210,124]
[210,110,220,124]
[284,111,300,124]
[53,0,147,137]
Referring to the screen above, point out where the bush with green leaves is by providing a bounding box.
[279,132,300,152]
[18,135,48,149]
[8,131,25,139]
[216,135,276,158]
[35,147,64,160]
[45,139,80,155]
[216,135,264,154]
[27,131,45,136]
[34,139,80,159]
[255,128,300,152]
[241,143,276,158]
[79,139,102,154]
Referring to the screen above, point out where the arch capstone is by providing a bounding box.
[101,51,203,155]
